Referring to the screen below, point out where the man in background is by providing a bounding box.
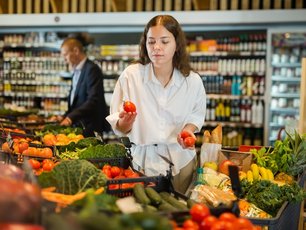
[58,36,109,137]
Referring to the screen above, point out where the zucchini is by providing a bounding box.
[145,187,162,206]
[133,184,151,205]
[159,192,188,210]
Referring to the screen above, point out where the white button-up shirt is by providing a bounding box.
[106,63,206,176]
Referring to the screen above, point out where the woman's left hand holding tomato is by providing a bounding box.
[177,129,196,149]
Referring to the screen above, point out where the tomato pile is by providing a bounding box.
[172,203,261,230]
[28,158,56,175]
[102,164,141,190]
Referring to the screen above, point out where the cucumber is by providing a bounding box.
[145,187,162,206]
[143,205,158,213]
[159,192,188,210]
[158,201,178,212]
[133,184,151,205]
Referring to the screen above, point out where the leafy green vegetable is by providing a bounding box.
[79,143,126,159]
[38,159,107,195]
[251,131,306,176]
[76,137,103,149]
[245,180,306,216]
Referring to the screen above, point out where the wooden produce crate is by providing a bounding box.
[218,148,253,172]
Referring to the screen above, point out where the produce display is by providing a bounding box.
[0,121,305,230]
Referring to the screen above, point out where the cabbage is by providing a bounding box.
[38,159,107,195]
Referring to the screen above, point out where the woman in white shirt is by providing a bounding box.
[106,15,206,194]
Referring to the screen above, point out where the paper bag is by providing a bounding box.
[200,143,222,166]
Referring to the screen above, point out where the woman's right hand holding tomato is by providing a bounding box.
[116,110,137,134]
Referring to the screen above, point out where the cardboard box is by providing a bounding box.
[218,149,253,172]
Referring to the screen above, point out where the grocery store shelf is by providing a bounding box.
[271,62,301,68]
[190,51,266,57]
[269,123,285,128]
[271,93,300,98]
[207,94,265,100]
[0,42,61,49]
[270,108,299,114]
[271,76,301,82]
[204,121,263,128]
[0,10,306,31]
[3,92,68,98]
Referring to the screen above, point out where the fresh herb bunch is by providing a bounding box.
[251,130,306,176]
[246,180,306,216]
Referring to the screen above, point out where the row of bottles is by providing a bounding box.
[188,32,267,52]
[3,83,70,96]
[3,59,67,72]
[197,127,263,147]
[202,75,265,96]
[3,51,60,58]
[190,57,266,74]
[95,59,130,76]
[206,98,264,125]
[3,97,36,109]
[222,127,263,147]
[2,71,70,84]
[1,32,60,45]
[1,97,67,115]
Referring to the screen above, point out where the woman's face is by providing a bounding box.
[146,25,176,68]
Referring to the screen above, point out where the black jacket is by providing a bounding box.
[66,59,110,137]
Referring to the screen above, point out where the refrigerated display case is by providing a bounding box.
[266,29,306,145]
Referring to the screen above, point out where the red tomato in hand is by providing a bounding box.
[190,203,211,223]
[180,130,192,139]
[184,136,196,147]
[123,101,136,113]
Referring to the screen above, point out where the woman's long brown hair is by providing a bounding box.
[138,15,191,77]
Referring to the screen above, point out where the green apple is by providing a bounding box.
[203,161,218,171]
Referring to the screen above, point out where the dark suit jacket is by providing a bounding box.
[66,59,110,137]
